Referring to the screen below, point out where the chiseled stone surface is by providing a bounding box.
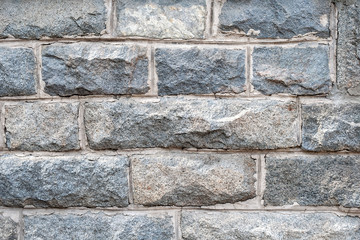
[337,0,360,96]
[0,47,36,97]
[42,43,149,96]
[219,0,331,39]
[85,98,299,150]
[115,0,207,39]
[0,0,106,39]
[264,154,360,207]
[156,47,246,95]
[132,153,256,206]
[5,103,79,151]
[24,212,175,239]
[181,211,360,239]
[0,154,129,208]
[0,214,17,240]
[302,103,360,152]
[252,46,331,95]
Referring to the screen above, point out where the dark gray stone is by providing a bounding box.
[156,48,246,95]
[24,212,175,239]
[302,103,360,152]
[0,0,106,39]
[42,43,149,96]
[132,153,256,206]
[85,98,299,150]
[219,0,331,39]
[0,47,36,97]
[115,0,207,39]
[181,211,360,239]
[5,103,79,151]
[252,46,331,95]
[0,214,17,240]
[0,154,129,208]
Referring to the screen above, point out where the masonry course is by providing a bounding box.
[0,213,17,240]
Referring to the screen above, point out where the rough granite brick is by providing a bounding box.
[0,214,17,240]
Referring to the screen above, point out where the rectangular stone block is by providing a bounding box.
[24,212,175,239]
[181,211,360,239]
[156,47,246,95]
[302,103,360,151]
[132,153,256,206]
[0,213,18,240]
[5,103,79,151]
[0,47,36,97]
[219,0,331,39]
[85,98,299,150]
[252,46,331,95]
[42,43,149,96]
[115,0,207,39]
[0,0,106,39]
[0,154,129,208]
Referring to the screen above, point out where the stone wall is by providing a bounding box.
[0,0,359,239]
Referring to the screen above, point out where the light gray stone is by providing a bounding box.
[0,154,129,208]
[302,103,360,152]
[0,214,17,240]
[24,212,175,240]
[0,47,36,97]
[219,0,331,39]
[85,98,299,150]
[252,46,331,95]
[5,103,79,151]
[115,0,207,39]
[132,153,256,206]
[156,47,246,95]
[181,211,360,239]
[0,0,106,39]
[42,43,149,96]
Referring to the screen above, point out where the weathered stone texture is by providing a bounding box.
[0,155,129,208]
[219,0,331,39]
[264,154,360,207]
[42,43,149,96]
[0,47,36,97]
[156,48,246,95]
[252,46,331,95]
[337,0,360,95]
[85,99,299,150]
[5,103,79,151]
[132,153,256,206]
[302,103,360,152]
[0,214,17,240]
[115,0,207,39]
[24,212,175,239]
[181,211,360,239]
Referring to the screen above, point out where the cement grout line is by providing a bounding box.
[257,154,266,209]
[330,1,338,91]
[78,101,88,150]
[175,210,182,240]
[18,209,24,240]
[0,103,5,150]
[128,157,134,205]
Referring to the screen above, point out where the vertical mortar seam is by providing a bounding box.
[78,101,88,150]
[150,46,159,96]
[329,1,338,90]
[245,46,252,97]
[33,43,43,99]
[128,156,134,205]
[0,103,5,150]
[176,209,182,240]
[259,154,266,209]
[297,97,302,147]
[18,209,24,240]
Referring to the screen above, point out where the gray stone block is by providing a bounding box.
[5,103,80,151]
[0,0,106,39]
[85,98,299,150]
[219,0,331,39]
[115,0,207,39]
[156,47,246,95]
[132,153,256,206]
[0,154,129,208]
[302,103,360,152]
[42,43,149,96]
[0,214,17,240]
[0,47,36,97]
[181,211,360,239]
[252,46,331,95]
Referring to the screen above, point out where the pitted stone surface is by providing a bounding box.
[181,211,360,239]
[132,153,256,206]
[302,103,360,152]
[0,47,36,97]
[5,103,79,151]
[252,46,331,95]
[219,0,331,39]
[42,43,149,96]
[85,98,299,150]
[115,0,207,39]
[0,214,17,240]
[0,0,106,39]
[0,155,129,208]
[156,47,246,95]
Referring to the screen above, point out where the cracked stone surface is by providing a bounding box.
[0,214,17,240]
